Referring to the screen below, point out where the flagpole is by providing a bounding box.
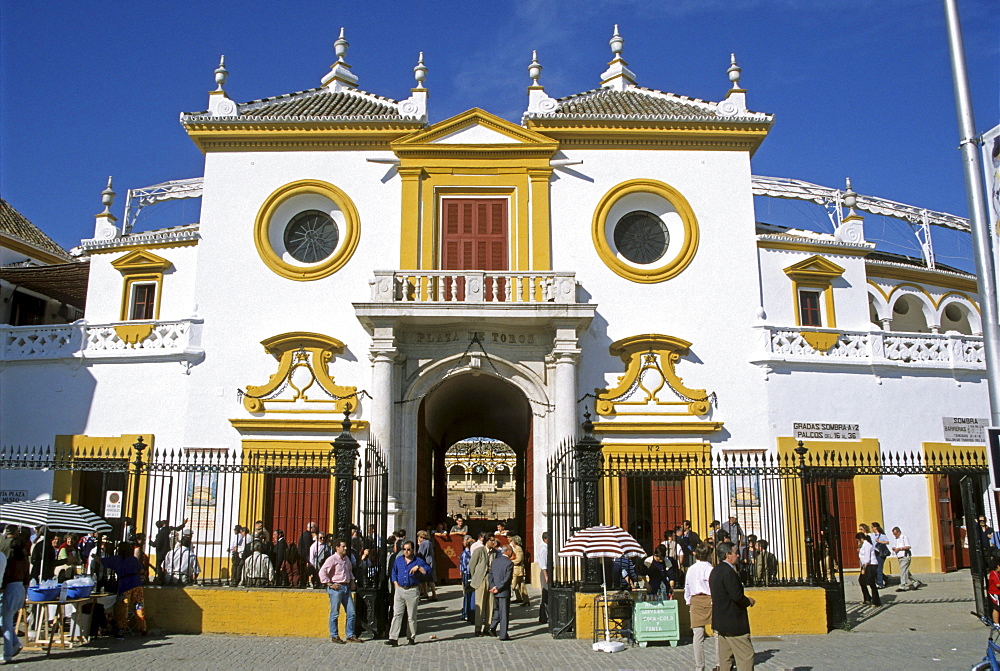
[943,0,1000,427]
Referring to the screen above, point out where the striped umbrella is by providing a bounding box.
[559,524,647,649]
[0,499,113,534]
[558,524,645,559]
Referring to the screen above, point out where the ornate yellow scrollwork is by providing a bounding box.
[242,332,357,414]
[595,334,712,417]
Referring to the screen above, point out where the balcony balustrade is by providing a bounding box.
[1,318,204,366]
[369,270,578,304]
[755,325,985,370]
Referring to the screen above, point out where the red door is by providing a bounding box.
[441,198,508,300]
[267,474,329,537]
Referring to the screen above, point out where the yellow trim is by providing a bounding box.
[596,334,712,417]
[800,331,840,353]
[242,332,358,414]
[922,442,987,573]
[0,232,73,265]
[866,262,979,294]
[230,418,369,433]
[183,123,424,154]
[112,250,171,321]
[591,421,724,434]
[253,180,360,281]
[84,238,199,254]
[784,256,844,328]
[871,280,982,314]
[114,324,155,344]
[53,434,153,532]
[523,120,772,155]
[591,179,700,283]
[756,238,872,257]
[390,110,557,272]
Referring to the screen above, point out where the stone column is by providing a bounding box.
[552,322,581,444]
[369,324,401,530]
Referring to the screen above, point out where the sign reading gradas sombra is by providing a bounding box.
[792,422,860,441]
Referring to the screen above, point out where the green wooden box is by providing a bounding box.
[633,599,680,647]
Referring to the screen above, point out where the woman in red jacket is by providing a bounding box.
[987,555,1000,624]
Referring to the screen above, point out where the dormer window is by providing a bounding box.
[783,255,845,329]
[111,250,172,322]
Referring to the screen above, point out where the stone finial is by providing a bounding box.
[610,25,624,56]
[414,52,427,88]
[718,52,747,116]
[843,177,857,212]
[835,177,866,244]
[322,27,359,91]
[529,50,542,85]
[400,52,428,121]
[727,53,742,89]
[526,50,558,116]
[101,176,116,214]
[92,176,120,240]
[600,24,636,91]
[214,55,228,91]
[334,27,349,62]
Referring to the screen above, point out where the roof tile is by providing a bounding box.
[553,89,719,119]
[0,199,72,261]
[239,90,401,119]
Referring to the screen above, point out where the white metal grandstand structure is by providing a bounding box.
[752,175,971,269]
[123,177,204,235]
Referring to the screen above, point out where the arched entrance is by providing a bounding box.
[415,373,533,549]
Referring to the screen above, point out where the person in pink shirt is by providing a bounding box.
[319,538,363,644]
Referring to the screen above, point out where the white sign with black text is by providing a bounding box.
[104,490,123,519]
[943,417,989,444]
[793,423,860,441]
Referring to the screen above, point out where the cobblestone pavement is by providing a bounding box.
[7,573,988,670]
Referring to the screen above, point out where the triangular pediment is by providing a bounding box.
[111,249,172,273]
[783,255,845,280]
[393,108,556,149]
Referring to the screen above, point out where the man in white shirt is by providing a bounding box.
[536,532,549,625]
[162,536,200,585]
[892,526,923,591]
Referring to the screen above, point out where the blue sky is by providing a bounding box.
[2,1,997,270]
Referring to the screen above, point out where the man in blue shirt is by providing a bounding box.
[385,541,429,646]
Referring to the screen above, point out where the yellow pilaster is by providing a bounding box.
[527,168,552,270]
[398,167,423,268]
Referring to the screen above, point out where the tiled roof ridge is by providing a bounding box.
[237,86,401,114]
[865,256,974,280]
[75,223,200,253]
[0,198,73,261]
[756,232,875,251]
[523,85,771,122]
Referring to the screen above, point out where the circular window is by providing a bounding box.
[283,210,339,263]
[592,179,699,283]
[614,211,669,264]
[254,180,359,281]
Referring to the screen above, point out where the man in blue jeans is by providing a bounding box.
[319,539,363,644]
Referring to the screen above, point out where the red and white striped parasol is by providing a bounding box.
[558,524,645,559]
[558,524,647,652]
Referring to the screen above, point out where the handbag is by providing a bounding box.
[877,541,890,558]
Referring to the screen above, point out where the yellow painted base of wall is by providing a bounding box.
[144,587,344,638]
[575,587,826,639]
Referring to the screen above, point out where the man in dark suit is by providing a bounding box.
[709,541,756,670]
[488,544,514,640]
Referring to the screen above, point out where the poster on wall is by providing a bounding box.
[187,472,218,534]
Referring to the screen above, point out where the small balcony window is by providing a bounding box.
[129,282,157,321]
[798,289,823,327]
